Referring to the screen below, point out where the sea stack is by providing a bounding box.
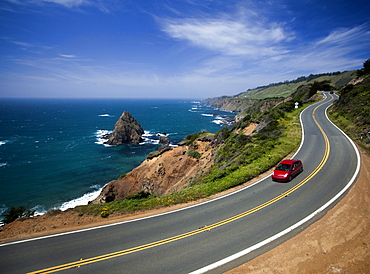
[104,111,144,145]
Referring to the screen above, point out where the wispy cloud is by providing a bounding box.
[3,0,114,12]
[1,37,54,53]
[160,6,369,79]
[161,17,292,58]
[42,0,90,8]
[4,0,90,7]
[59,54,77,58]
[316,24,370,46]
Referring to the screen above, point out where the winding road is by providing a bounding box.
[0,93,360,274]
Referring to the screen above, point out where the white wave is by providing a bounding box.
[31,205,48,216]
[0,205,7,226]
[98,114,113,117]
[0,140,9,146]
[0,204,46,226]
[142,130,153,137]
[156,132,169,137]
[140,131,172,145]
[212,119,224,125]
[140,137,160,145]
[90,184,101,190]
[95,130,112,146]
[201,113,214,117]
[0,163,7,168]
[59,189,102,211]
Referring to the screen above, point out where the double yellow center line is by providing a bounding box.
[29,97,332,274]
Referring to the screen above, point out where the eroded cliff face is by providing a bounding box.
[90,140,214,204]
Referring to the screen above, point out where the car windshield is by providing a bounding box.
[276,163,291,171]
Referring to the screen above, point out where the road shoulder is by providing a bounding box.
[227,147,370,273]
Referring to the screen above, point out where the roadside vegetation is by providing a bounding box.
[328,59,370,154]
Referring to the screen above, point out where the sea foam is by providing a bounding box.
[59,188,102,211]
[95,129,112,146]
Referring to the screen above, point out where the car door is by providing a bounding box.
[292,161,299,176]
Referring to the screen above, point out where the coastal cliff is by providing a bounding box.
[203,97,285,122]
[104,111,144,145]
[90,139,215,204]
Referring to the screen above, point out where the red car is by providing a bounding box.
[271,159,303,182]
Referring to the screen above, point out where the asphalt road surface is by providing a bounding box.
[0,93,360,274]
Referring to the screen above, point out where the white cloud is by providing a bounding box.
[161,17,292,58]
[316,25,369,45]
[59,54,77,58]
[42,0,89,8]
[4,0,114,12]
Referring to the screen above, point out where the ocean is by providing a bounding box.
[0,98,234,217]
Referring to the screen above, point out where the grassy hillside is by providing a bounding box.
[236,70,357,99]
[329,74,370,153]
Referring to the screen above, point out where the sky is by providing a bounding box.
[1,0,370,99]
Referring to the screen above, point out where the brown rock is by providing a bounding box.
[104,111,144,145]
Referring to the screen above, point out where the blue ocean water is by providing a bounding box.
[0,98,234,216]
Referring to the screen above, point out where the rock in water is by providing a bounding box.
[104,111,144,145]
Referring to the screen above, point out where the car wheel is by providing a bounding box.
[289,175,293,182]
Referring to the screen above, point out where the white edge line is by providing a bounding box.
[189,93,361,274]
[0,94,330,248]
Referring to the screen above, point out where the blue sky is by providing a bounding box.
[1,0,370,99]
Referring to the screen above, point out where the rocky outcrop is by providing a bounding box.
[90,140,214,204]
[104,111,144,145]
[158,135,170,148]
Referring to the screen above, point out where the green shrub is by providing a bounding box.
[118,173,127,179]
[125,191,151,200]
[187,150,201,159]
[147,146,172,159]
[100,210,109,218]
[183,132,202,145]
[1,206,34,224]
